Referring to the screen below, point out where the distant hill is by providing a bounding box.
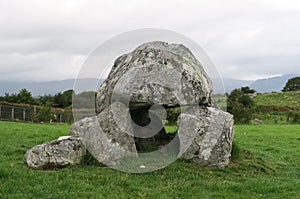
[250,74,300,93]
[3,77,249,96]
[213,78,254,93]
[1,74,299,96]
[213,74,300,93]
[0,78,103,96]
[254,91,300,110]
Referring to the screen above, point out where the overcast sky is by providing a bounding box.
[0,0,300,82]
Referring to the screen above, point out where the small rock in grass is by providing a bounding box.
[139,165,146,169]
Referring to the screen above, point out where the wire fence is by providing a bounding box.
[0,104,73,123]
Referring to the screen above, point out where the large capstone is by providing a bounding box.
[69,41,234,168]
[96,41,212,113]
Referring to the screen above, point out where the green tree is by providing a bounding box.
[282,77,300,92]
[227,88,255,124]
[241,86,256,94]
[0,89,36,104]
[2,92,18,103]
[36,94,54,106]
[17,88,36,104]
[53,89,74,108]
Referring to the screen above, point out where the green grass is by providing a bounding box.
[164,125,178,133]
[254,91,300,109]
[1,122,300,198]
[251,91,300,124]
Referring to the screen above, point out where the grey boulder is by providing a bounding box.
[24,137,86,169]
[178,106,234,168]
[70,103,137,166]
[96,41,212,113]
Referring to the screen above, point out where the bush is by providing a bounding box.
[282,77,300,92]
[286,111,300,124]
[227,88,255,124]
[265,113,271,120]
[31,106,52,123]
[231,141,242,161]
[62,107,74,124]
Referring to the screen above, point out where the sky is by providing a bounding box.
[0,0,300,82]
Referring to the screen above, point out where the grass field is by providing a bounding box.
[254,91,300,110]
[245,91,300,124]
[1,122,300,198]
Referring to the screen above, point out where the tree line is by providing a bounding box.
[1,76,299,124]
[0,89,74,108]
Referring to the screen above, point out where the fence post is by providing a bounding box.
[11,107,14,121]
[23,109,26,121]
[59,113,62,123]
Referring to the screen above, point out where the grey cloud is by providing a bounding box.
[0,0,300,82]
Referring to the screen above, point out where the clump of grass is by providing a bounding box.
[0,169,10,181]
[231,141,242,162]
[81,151,103,166]
[230,140,276,174]
[164,125,178,134]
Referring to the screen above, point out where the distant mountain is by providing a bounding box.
[213,78,254,93]
[213,74,300,93]
[0,78,103,96]
[250,74,300,93]
[1,74,299,96]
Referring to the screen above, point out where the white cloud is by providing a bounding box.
[0,0,299,82]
